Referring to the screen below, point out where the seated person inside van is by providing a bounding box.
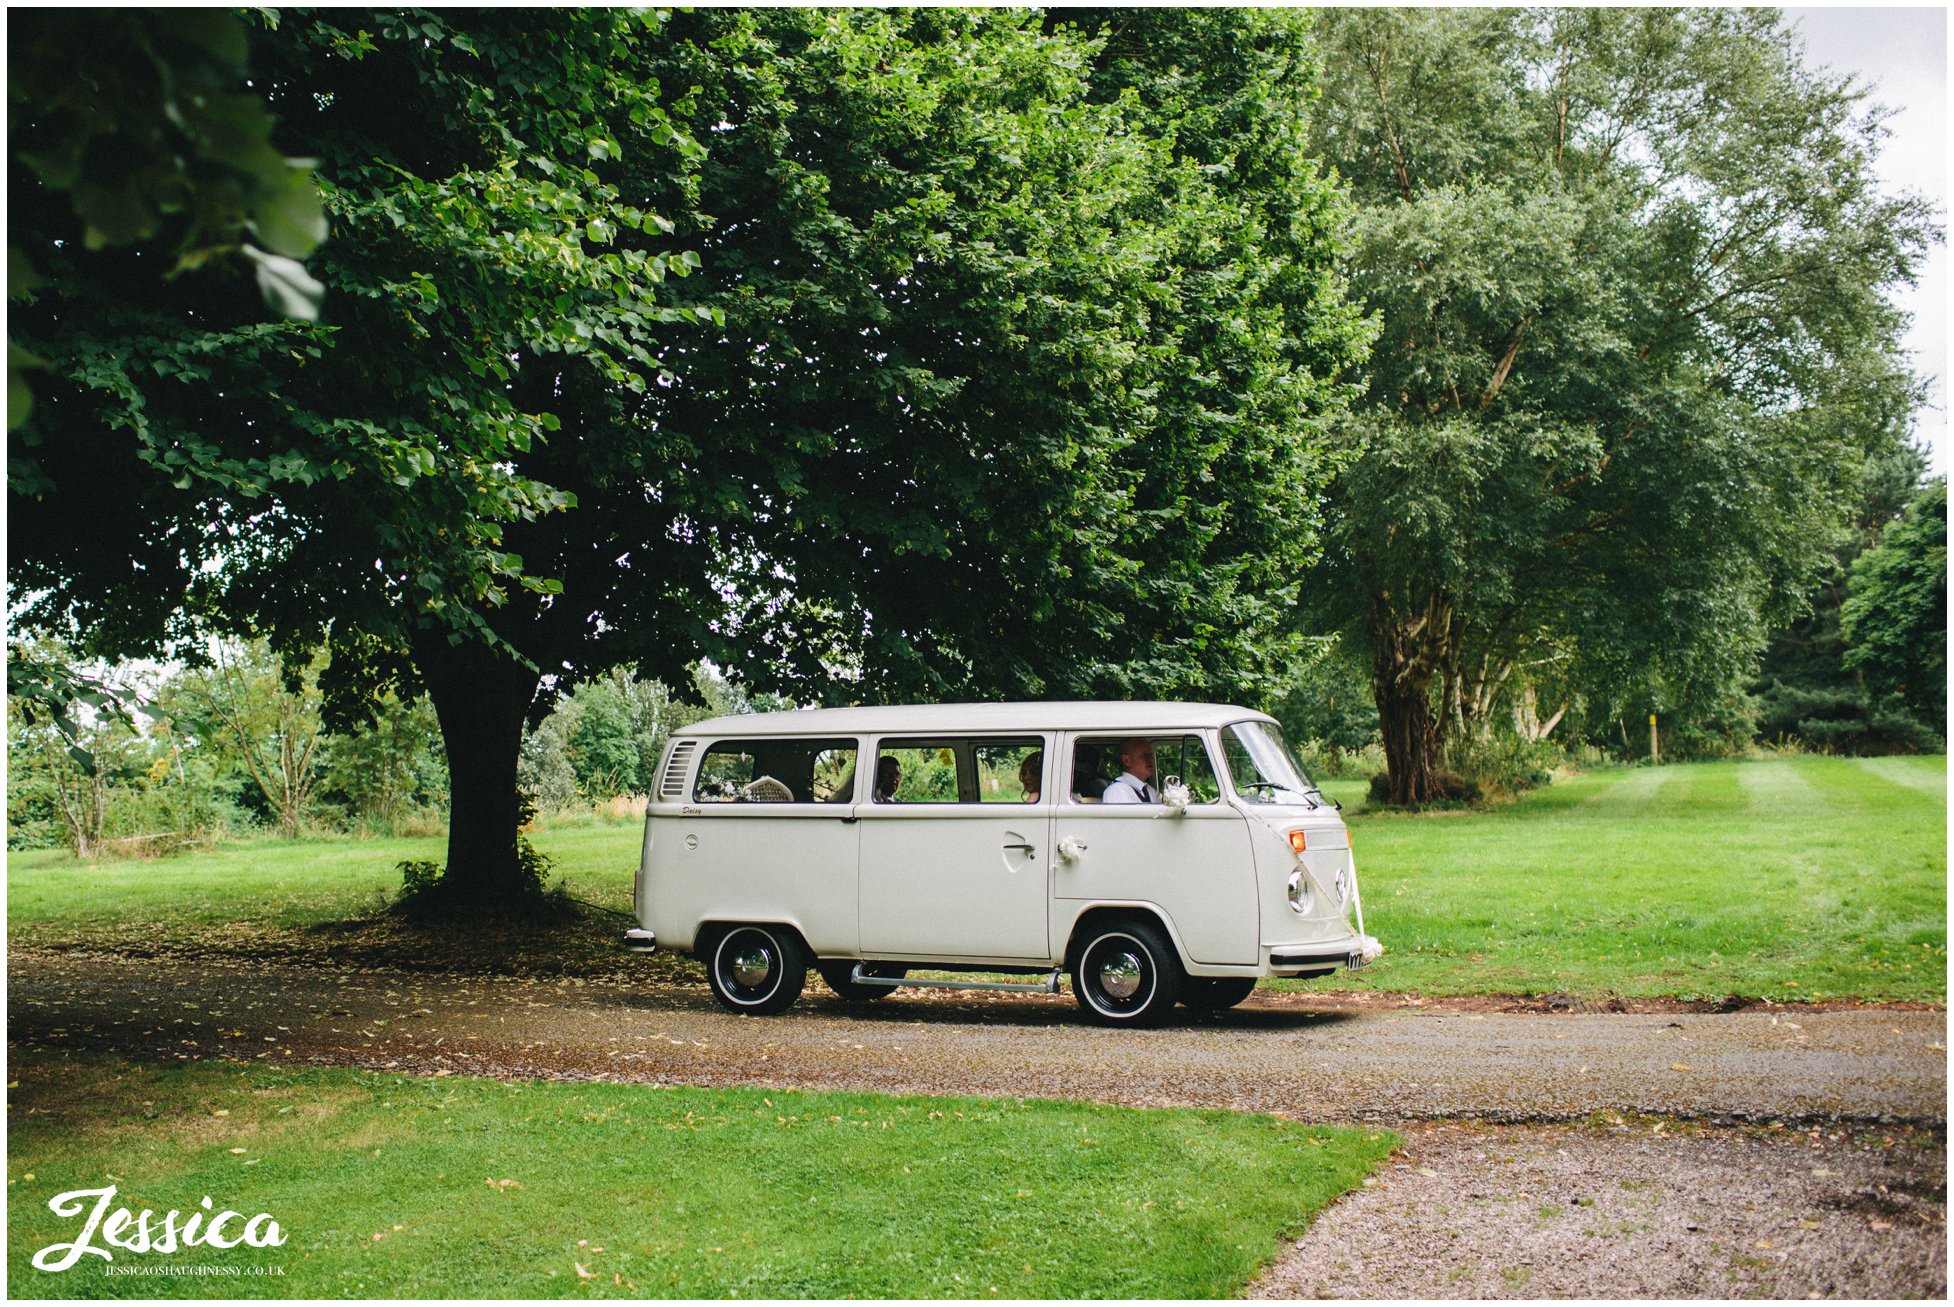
[1070,744,1109,802]
[873,756,902,803]
[1101,737,1158,804]
[1019,750,1043,803]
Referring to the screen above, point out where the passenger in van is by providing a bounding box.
[1019,751,1043,803]
[873,756,902,803]
[1102,737,1158,804]
[1071,748,1108,802]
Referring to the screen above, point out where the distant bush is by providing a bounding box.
[1447,733,1566,798]
[1367,770,1482,807]
[1299,740,1384,780]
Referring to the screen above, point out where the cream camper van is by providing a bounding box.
[625,702,1381,1026]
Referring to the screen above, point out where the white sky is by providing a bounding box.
[1784,6,1949,473]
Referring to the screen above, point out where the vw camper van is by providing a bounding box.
[625,702,1381,1026]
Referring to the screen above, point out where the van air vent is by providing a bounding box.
[659,740,699,801]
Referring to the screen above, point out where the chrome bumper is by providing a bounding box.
[623,927,658,953]
[1267,933,1382,974]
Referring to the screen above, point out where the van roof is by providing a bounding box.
[674,701,1277,738]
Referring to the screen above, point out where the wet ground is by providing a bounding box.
[8,946,1946,1297]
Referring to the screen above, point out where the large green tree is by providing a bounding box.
[1752,442,1939,753]
[12,10,1365,904]
[1841,478,1947,734]
[1304,8,1935,800]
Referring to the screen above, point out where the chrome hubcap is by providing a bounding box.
[1096,950,1145,1001]
[730,942,775,989]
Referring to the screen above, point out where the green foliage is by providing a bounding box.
[6,10,326,428]
[15,10,1369,906]
[4,641,134,774]
[1445,733,1565,797]
[1842,480,1948,733]
[158,641,326,839]
[1306,8,1936,800]
[394,858,443,899]
[517,665,754,810]
[1266,639,1380,775]
[10,10,701,673]
[317,693,448,834]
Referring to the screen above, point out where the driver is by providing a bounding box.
[1102,737,1158,804]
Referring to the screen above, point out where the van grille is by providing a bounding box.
[658,740,698,800]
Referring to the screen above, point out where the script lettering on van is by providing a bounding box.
[31,1186,287,1272]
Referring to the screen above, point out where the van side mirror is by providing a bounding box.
[1159,776,1190,816]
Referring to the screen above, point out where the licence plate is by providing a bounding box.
[1346,950,1368,971]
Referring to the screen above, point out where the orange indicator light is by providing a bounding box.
[1287,830,1308,853]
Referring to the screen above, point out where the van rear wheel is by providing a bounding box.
[1072,921,1184,1026]
[817,962,907,1001]
[1181,977,1257,1010]
[705,924,807,1015]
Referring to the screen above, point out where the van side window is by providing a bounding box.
[1070,735,1220,804]
[973,739,1043,803]
[693,738,859,804]
[875,743,962,804]
[874,737,1044,804]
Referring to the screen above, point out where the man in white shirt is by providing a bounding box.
[1102,737,1158,804]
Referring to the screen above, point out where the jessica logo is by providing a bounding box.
[32,1186,287,1272]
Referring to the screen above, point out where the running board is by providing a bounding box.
[851,965,1062,995]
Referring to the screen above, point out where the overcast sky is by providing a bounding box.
[1783,6,1948,473]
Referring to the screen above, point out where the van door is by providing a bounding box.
[1053,731,1259,965]
[671,737,867,954]
[857,735,1051,960]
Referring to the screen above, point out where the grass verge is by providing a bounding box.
[5,1048,1393,1298]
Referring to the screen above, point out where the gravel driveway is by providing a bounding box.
[9,946,1945,1297]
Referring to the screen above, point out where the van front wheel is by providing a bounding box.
[1072,922,1184,1026]
[706,925,807,1015]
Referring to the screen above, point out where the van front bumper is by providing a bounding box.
[623,927,658,953]
[1266,933,1381,976]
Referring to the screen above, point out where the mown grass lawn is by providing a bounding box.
[7,756,1944,1001]
[5,1049,1392,1299]
[1312,754,1946,1001]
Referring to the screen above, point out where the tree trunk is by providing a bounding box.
[1372,621,1443,804]
[1437,648,1462,749]
[413,629,544,905]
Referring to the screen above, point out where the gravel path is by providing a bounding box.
[1248,1120,1945,1299]
[6,948,1944,1125]
[9,947,1945,1297]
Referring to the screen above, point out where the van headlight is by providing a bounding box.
[1286,869,1314,916]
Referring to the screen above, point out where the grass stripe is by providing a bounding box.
[1844,755,1948,798]
[1733,758,1825,817]
[1656,762,1746,814]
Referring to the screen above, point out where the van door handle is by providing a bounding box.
[1057,837,1087,862]
[1002,842,1035,857]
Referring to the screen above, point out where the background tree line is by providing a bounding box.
[7,642,762,854]
[8,9,1943,880]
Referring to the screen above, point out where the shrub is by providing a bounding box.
[392,796,578,922]
[1447,732,1566,797]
